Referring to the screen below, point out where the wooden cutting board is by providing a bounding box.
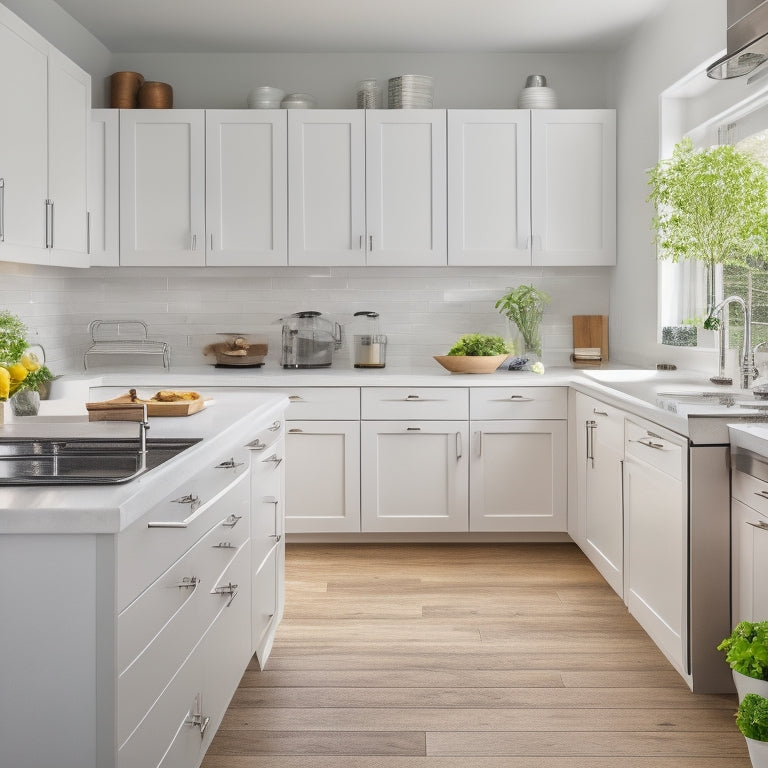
[86,391,206,420]
[572,315,609,361]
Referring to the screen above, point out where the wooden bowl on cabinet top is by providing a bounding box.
[433,354,508,374]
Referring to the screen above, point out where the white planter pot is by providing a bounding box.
[734,670,768,703]
[746,737,768,767]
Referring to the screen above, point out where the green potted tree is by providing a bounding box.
[495,284,550,359]
[718,620,768,702]
[647,137,768,330]
[737,693,768,766]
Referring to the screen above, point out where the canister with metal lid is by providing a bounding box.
[352,311,387,368]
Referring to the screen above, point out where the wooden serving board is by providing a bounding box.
[86,392,206,420]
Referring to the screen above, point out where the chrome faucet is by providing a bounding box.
[712,295,758,389]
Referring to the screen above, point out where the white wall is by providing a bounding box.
[107,51,612,110]
[1,0,112,104]
[0,262,610,373]
[610,0,725,369]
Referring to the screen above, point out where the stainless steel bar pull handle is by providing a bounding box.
[191,233,197,250]
[747,520,768,530]
[288,394,304,402]
[755,491,768,500]
[86,211,91,254]
[215,457,244,469]
[247,438,267,450]
[593,409,608,416]
[369,234,373,251]
[477,431,483,457]
[456,432,462,459]
[45,199,54,248]
[177,576,200,590]
[222,513,242,528]
[288,428,304,433]
[0,178,4,242]
[586,420,596,468]
[405,394,421,400]
[214,581,239,607]
[406,426,421,431]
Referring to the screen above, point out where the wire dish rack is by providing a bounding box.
[83,320,170,370]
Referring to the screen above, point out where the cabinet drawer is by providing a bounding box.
[625,419,685,480]
[117,476,249,745]
[362,387,468,420]
[266,387,360,419]
[470,387,567,420]
[733,468,768,514]
[117,444,251,611]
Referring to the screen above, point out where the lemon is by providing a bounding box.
[7,363,28,383]
[21,352,40,372]
[0,367,9,400]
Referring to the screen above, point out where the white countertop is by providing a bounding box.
[0,392,288,535]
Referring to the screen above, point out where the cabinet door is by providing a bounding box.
[447,110,531,266]
[365,110,447,266]
[361,420,468,532]
[0,11,48,262]
[531,109,616,266]
[469,420,566,532]
[571,392,624,595]
[120,110,205,266]
[623,435,687,677]
[732,497,768,625]
[47,47,90,267]
[206,110,287,266]
[284,420,361,533]
[288,110,365,266]
[88,109,120,267]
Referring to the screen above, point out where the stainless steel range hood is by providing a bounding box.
[707,0,768,79]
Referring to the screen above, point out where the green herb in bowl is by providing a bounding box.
[447,334,511,357]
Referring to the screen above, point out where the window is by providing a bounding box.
[660,104,768,353]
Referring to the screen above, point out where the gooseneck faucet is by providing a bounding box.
[711,295,758,389]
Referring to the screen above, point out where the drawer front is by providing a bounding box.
[117,477,249,745]
[625,418,685,480]
[584,397,624,448]
[361,387,469,420]
[733,468,768,514]
[259,387,360,420]
[117,443,251,611]
[470,386,567,420]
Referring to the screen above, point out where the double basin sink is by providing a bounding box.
[0,437,201,485]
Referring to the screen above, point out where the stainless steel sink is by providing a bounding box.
[0,437,201,485]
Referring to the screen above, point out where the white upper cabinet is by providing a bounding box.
[288,109,447,267]
[365,110,447,267]
[206,110,287,266]
[288,110,366,266]
[48,48,90,266]
[88,109,120,267]
[120,110,206,267]
[0,6,90,268]
[531,109,616,266]
[448,110,531,266]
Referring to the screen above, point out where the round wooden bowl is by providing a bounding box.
[433,354,508,374]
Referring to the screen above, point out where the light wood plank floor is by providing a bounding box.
[202,543,749,767]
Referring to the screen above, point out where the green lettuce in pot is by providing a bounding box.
[447,334,511,357]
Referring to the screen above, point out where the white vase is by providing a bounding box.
[746,736,768,767]
[734,670,768,703]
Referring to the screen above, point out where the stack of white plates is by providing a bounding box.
[388,74,433,109]
[247,86,285,109]
[281,93,316,109]
[517,86,558,109]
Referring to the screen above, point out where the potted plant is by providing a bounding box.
[647,137,768,330]
[495,284,550,359]
[737,693,768,766]
[433,333,511,373]
[718,620,768,702]
[0,310,54,419]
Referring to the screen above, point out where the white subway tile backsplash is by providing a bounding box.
[0,263,611,371]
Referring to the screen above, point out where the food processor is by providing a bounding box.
[278,311,343,368]
[352,311,387,368]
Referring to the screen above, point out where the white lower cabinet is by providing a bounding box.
[623,417,688,679]
[570,391,624,595]
[361,420,469,532]
[731,468,768,624]
[469,420,566,532]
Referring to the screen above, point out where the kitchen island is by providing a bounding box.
[0,390,288,768]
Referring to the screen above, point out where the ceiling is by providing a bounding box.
[53,0,675,54]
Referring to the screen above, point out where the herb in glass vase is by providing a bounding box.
[495,285,550,358]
